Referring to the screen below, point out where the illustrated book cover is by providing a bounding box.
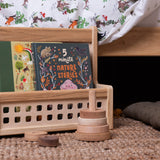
[32,42,93,90]
[11,42,35,91]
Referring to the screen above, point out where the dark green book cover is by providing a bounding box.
[0,42,14,92]
[32,43,93,90]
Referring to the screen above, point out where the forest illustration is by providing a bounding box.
[33,43,93,90]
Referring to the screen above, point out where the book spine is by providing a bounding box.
[0,50,2,92]
[0,67,2,92]
[32,43,40,90]
[0,41,14,92]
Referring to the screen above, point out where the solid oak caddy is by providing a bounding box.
[0,26,113,136]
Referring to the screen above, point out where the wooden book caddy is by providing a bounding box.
[0,26,113,136]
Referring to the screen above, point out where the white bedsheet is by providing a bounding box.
[0,0,160,45]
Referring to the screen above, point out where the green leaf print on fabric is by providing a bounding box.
[77,16,89,28]
[94,14,117,30]
[0,2,13,10]
[57,0,78,14]
[31,12,56,27]
[120,15,126,25]
[15,11,27,24]
[118,0,129,13]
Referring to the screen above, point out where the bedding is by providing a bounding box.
[0,0,160,45]
[138,5,160,27]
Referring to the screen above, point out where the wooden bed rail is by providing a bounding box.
[98,27,160,57]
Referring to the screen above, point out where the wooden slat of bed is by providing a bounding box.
[98,27,160,56]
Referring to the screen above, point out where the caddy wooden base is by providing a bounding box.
[0,26,113,136]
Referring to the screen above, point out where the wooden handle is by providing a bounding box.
[89,90,96,111]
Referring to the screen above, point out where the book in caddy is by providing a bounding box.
[32,42,93,90]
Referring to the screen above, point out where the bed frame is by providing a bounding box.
[99,27,160,56]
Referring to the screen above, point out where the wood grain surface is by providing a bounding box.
[0,88,107,103]
[80,109,106,119]
[99,27,160,56]
[77,124,109,133]
[78,117,107,126]
[0,27,92,43]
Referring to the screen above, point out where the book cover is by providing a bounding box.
[32,43,93,90]
[0,41,14,92]
[11,42,35,91]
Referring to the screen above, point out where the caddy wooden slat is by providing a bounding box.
[0,26,113,136]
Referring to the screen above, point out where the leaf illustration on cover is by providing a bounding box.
[41,75,45,83]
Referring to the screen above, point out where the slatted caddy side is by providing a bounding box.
[0,26,113,136]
